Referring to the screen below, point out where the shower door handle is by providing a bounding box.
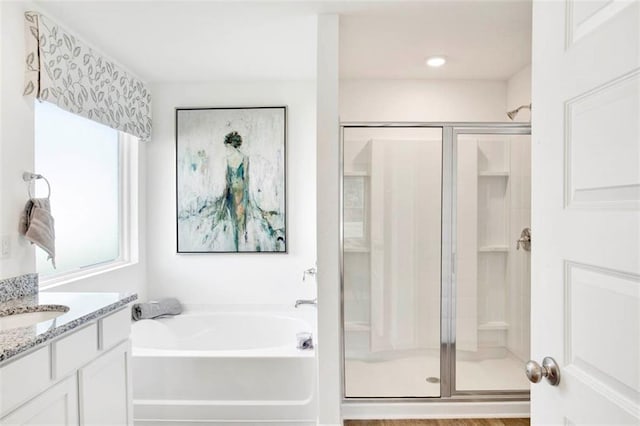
[525,357,560,386]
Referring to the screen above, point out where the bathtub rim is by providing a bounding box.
[131,304,317,358]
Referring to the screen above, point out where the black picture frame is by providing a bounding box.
[175,106,287,253]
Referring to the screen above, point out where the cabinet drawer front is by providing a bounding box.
[54,323,98,379]
[0,346,51,417]
[100,307,131,350]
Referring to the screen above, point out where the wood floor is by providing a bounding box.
[344,419,530,426]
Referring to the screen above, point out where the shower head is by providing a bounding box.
[507,103,532,120]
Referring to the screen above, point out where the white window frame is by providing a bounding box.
[39,132,139,289]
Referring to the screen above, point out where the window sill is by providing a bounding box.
[39,260,138,291]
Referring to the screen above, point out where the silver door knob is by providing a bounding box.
[525,357,560,386]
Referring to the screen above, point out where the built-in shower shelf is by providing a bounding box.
[478,245,509,252]
[344,246,370,253]
[478,171,510,177]
[345,321,371,332]
[344,170,370,177]
[478,321,509,331]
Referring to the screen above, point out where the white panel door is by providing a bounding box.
[532,0,639,424]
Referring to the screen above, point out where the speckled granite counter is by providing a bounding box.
[0,274,137,365]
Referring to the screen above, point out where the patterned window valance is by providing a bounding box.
[23,11,152,141]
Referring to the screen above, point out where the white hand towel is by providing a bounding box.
[19,198,56,268]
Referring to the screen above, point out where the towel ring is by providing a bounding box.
[23,172,51,199]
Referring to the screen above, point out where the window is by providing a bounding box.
[34,101,135,280]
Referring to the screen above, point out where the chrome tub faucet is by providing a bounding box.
[294,298,317,308]
[302,266,317,281]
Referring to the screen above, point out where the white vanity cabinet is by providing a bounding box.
[0,307,132,426]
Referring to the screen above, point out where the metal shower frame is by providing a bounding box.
[339,121,532,403]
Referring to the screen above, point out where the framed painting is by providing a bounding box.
[176,106,286,253]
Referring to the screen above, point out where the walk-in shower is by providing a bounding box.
[340,122,531,403]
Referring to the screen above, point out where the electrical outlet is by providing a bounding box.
[1,235,10,259]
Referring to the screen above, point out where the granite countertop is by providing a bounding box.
[0,275,137,365]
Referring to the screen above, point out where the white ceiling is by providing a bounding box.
[33,1,320,82]
[340,1,532,80]
[33,1,531,83]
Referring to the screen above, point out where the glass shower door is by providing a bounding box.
[342,127,443,398]
[454,131,531,393]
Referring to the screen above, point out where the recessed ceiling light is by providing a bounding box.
[426,56,446,67]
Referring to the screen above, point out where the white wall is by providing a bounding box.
[340,79,508,122]
[145,81,317,306]
[506,64,532,122]
[0,1,36,279]
[0,1,146,297]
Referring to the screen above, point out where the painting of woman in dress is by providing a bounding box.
[176,107,286,253]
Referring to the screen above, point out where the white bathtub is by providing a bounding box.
[131,306,317,425]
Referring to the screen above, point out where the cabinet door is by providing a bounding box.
[79,340,132,426]
[0,375,78,426]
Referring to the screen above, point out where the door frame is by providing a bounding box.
[339,122,531,403]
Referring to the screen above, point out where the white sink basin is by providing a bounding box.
[0,306,69,331]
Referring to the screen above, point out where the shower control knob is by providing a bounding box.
[525,357,561,386]
[517,227,532,251]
